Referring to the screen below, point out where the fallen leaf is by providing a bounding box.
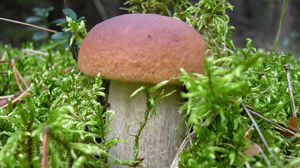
[288,117,299,133]
[244,143,262,157]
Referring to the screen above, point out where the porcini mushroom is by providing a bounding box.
[78,14,207,167]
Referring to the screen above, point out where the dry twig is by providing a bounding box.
[0,86,30,110]
[0,95,14,99]
[0,17,57,33]
[242,103,272,168]
[41,127,49,168]
[170,131,196,168]
[11,59,29,91]
[284,64,297,118]
[245,106,296,136]
[22,49,48,56]
[11,60,24,91]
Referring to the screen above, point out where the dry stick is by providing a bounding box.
[170,131,196,168]
[41,127,49,168]
[244,161,252,168]
[242,103,272,168]
[187,126,194,147]
[247,107,296,136]
[284,64,297,118]
[11,59,29,89]
[0,17,57,33]
[0,86,30,110]
[15,66,29,89]
[11,60,24,92]
[22,49,48,56]
[0,95,14,99]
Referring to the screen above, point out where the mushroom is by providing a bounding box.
[78,14,207,167]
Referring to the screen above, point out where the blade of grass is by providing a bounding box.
[273,0,289,51]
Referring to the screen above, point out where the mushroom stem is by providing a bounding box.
[107,80,185,168]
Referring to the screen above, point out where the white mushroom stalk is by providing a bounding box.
[78,14,207,167]
[108,81,184,167]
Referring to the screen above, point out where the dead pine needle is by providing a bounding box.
[245,106,296,136]
[0,86,30,110]
[283,64,298,118]
[0,17,57,33]
[242,103,272,168]
[11,59,29,91]
[0,95,14,99]
[22,49,48,56]
[170,131,196,168]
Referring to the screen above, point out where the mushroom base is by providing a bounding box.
[107,81,185,168]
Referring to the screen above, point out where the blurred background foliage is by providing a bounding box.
[0,0,300,53]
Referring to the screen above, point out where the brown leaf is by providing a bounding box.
[244,126,253,140]
[288,117,299,133]
[0,87,29,109]
[0,99,8,107]
[244,144,262,157]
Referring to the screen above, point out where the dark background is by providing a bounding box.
[0,0,299,54]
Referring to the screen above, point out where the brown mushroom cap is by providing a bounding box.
[78,14,207,84]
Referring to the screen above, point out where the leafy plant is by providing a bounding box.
[26,7,54,41]
[122,0,176,16]
[53,8,87,46]
[51,8,87,61]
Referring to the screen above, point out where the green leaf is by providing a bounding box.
[51,32,69,41]
[25,16,42,23]
[130,86,146,97]
[72,156,86,168]
[63,8,77,20]
[51,18,66,25]
[32,31,48,41]
[149,80,169,93]
[70,143,106,156]
[33,7,53,17]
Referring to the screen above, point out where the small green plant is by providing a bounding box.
[52,8,87,46]
[51,8,87,61]
[123,0,176,16]
[25,7,54,41]
[130,80,175,164]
